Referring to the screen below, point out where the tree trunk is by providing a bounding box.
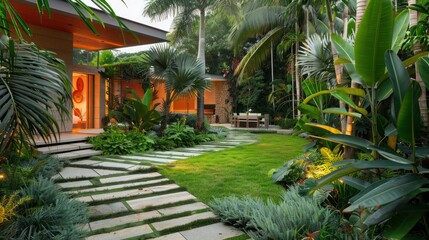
[291,47,296,119]
[196,8,206,130]
[295,21,301,118]
[409,0,429,129]
[324,0,347,133]
[356,0,368,28]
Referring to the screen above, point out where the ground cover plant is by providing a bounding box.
[158,134,308,202]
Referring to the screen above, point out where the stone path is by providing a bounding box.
[53,131,257,240]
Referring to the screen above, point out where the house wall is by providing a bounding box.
[23,24,74,132]
[213,81,231,123]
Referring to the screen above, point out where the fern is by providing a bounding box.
[0,192,30,224]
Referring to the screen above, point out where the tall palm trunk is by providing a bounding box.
[409,0,429,129]
[324,0,347,133]
[196,8,207,130]
[295,21,301,117]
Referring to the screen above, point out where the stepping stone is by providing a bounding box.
[152,233,186,240]
[72,160,101,165]
[88,202,128,217]
[93,161,136,169]
[59,167,99,179]
[97,157,141,164]
[180,222,243,240]
[53,149,102,160]
[157,202,208,216]
[141,153,187,160]
[181,148,217,152]
[128,165,152,170]
[152,212,216,231]
[93,169,126,176]
[56,180,92,188]
[89,210,161,231]
[100,172,161,184]
[127,191,197,210]
[74,196,93,203]
[86,224,152,240]
[120,155,175,163]
[89,184,180,202]
[152,151,201,157]
[65,178,170,194]
[37,144,80,154]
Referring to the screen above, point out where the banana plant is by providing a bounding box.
[306,0,429,238]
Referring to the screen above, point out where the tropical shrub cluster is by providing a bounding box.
[210,185,340,240]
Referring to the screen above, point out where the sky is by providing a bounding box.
[85,0,173,53]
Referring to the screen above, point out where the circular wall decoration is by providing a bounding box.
[73,90,84,103]
[76,77,84,91]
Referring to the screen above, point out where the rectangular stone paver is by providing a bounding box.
[66,178,169,194]
[180,223,243,240]
[72,160,101,165]
[56,180,93,188]
[89,210,161,231]
[181,148,217,152]
[88,202,128,217]
[157,202,208,216]
[120,155,175,163]
[59,167,99,179]
[152,212,216,231]
[142,154,187,160]
[93,161,136,169]
[151,233,186,240]
[93,169,126,176]
[127,191,197,210]
[100,172,161,184]
[74,196,93,203]
[152,151,201,157]
[90,184,181,202]
[38,144,79,154]
[86,224,152,240]
[99,157,141,164]
[54,149,102,160]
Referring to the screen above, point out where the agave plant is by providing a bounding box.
[0,37,71,156]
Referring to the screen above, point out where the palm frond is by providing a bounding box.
[297,33,334,83]
[169,9,198,44]
[234,26,286,82]
[0,39,71,153]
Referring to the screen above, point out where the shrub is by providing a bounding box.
[0,178,88,239]
[270,159,306,187]
[89,128,154,155]
[206,126,228,139]
[164,121,197,148]
[210,185,339,240]
[276,117,298,129]
[36,156,69,179]
[152,137,176,151]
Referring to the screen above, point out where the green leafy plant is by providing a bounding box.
[307,1,429,238]
[0,178,88,239]
[0,192,30,224]
[88,127,134,155]
[110,88,161,132]
[270,159,306,187]
[164,119,197,148]
[210,185,340,240]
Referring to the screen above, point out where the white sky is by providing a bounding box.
[86,0,173,53]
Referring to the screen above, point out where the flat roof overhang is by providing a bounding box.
[12,0,168,51]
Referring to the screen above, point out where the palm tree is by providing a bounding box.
[0,39,71,156]
[230,0,322,117]
[144,0,235,130]
[143,45,209,132]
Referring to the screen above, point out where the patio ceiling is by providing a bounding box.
[12,0,168,51]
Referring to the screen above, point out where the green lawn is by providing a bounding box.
[158,133,309,203]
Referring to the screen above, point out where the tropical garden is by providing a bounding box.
[1,0,429,239]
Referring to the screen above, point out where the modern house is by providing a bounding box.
[112,73,231,124]
[14,0,231,132]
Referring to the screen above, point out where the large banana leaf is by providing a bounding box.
[391,10,409,53]
[311,134,373,152]
[397,81,421,144]
[331,34,363,84]
[311,160,415,193]
[366,145,412,164]
[385,50,410,121]
[417,57,429,92]
[384,203,429,239]
[363,195,415,225]
[344,174,428,212]
[355,0,393,87]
